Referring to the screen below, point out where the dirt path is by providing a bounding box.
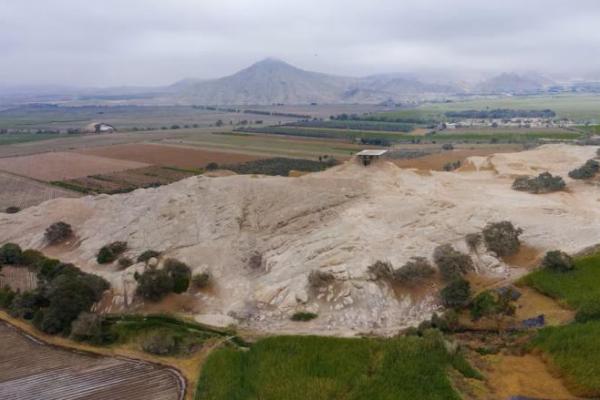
[484,354,579,399]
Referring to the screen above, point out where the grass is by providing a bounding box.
[520,252,600,310]
[195,334,478,400]
[531,321,600,396]
[522,252,600,396]
[0,133,69,145]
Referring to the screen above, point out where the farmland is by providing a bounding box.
[0,322,183,400]
[0,172,80,210]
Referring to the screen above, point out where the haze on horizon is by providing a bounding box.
[2,0,600,87]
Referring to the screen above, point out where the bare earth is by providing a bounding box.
[0,144,598,336]
[0,172,81,209]
[0,152,148,181]
[76,143,264,169]
[0,322,183,400]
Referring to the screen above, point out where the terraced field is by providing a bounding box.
[0,172,80,210]
[0,322,184,400]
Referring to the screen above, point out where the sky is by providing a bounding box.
[1,0,600,87]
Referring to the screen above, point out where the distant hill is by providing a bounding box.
[475,72,554,94]
[169,58,461,105]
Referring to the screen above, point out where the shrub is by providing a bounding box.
[470,291,498,320]
[575,301,600,323]
[441,143,454,151]
[0,243,23,265]
[541,250,574,272]
[440,278,471,309]
[247,252,263,270]
[135,268,174,301]
[568,159,600,180]
[141,330,178,355]
[206,162,219,171]
[163,259,191,293]
[512,172,566,194]
[137,250,161,264]
[482,221,522,257]
[291,312,318,321]
[368,260,393,280]
[430,310,460,332]
[192,272,211,289]
[308,270,335,288]
[433,244,474,281]
[10,291,44,320]
[21,249,47,268]
[5,206,20,214]
[70,312,105,344]
[0,286,16,308]
[96,241,127,264]
[118,257,133,269]
[443,160,461,171]
[44,222,73,245]
[393,257,436,285]
[465,233,482,251]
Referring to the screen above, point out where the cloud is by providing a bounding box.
[1,0,600,86]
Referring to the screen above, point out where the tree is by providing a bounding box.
[163,259,191,293]
[440,278,471,309]
[137,250,161,264]
[482,221,522,257]
[45,222,73,245]
[433,244,474,281]
[206,162,219,171]
[393,257,435,285]
[192,272,211,289]
[215,119,224,127]
[0,243,23,265]
[135,269,174,301]
[96,241,127,264]
[568,159,600,180]
[541,250,574,272]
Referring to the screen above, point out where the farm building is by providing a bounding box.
[356,149,388,166]
[83,122,116,134]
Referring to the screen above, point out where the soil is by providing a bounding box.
[0,172,80,210]
[0,152,148,181]
[76,143,265,169]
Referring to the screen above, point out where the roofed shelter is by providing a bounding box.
[356,149,388,166]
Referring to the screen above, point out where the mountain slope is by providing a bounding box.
[475,72,554,94]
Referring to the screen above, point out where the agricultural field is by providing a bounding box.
[0,266,37,292]
[54,165,202,194]
[0,172,80,210]
[0,322,183,400]
[522,252,600,397]
[378,94,600,123]
[196,334,477,400]
[0,152,148,181]
[76,143,264,169]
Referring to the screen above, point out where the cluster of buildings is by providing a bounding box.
[442,118,577,130]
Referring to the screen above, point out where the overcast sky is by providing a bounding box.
[1,0,600,87]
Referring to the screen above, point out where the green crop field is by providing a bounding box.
[0,133,72,145]
[195,334,479,400]
[378,94,600,123]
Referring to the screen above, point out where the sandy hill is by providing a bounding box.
[1,144,598,336]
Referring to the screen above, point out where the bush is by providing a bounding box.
[465,233,482,251]
[440,278,471,309]
[0,243,23,265]
[135,268,174,301]
[541,250,574,272]
[470,291,498,320]
[575,302,600,323]
[163,259,191,293]
[0,286,16,308]
[568,159,600,180]
[44,222,73,245]
[118,257,133,269]
[206,162,219,171]
[308,270,335,288]
[141,330,178,355]
[70,312,105,344]
[5,206,20,214]
[21,249,46,267]
[433,245,474,281]
[393,257,436,285]
[9,291,44,319]
[192,272,211,289]
[368,260,393,280]
[137,250,161,264]
[96,241,127,264]
[291,312,318,321]
[512,172,566,193]
[247,252,263,270]
[482,221,522,257]
[430,310,460,332]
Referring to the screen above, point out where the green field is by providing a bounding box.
[378,94,600,123]
[523,252,600,396]
[0,133,73,145]
[521,252,600,310]
[195,334,478,400]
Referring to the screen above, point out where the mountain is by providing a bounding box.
[172,58,355,105]
[475,72,554,94]
[169,58,460,105]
